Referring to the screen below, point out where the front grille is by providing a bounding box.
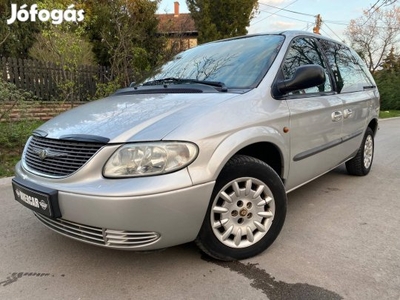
[24,136,105,177]
[34,213,161,249]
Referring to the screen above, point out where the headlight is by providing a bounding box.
[103,142,198,178]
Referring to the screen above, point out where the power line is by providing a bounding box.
[259,3,315,17]
[323,20,348,26]
[323,22,344,41]
[320,28,334,39]
[272,12,313,24]
[251,0,299,26]
[255,2,350,28]
[360,0,397,26]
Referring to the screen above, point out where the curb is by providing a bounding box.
[379,117,400,121]
[0,177,13,186]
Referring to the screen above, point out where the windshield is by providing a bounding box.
[144,35,285,89]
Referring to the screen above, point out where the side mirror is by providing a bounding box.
[276,65,326,95]
[129,82,136,87]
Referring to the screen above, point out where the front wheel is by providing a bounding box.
[196,155,287,261]
[346,127,374,176]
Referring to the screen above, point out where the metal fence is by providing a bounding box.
[0,57,112,101]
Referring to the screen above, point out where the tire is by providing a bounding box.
[195,155,287,261]
[346,127,374,176]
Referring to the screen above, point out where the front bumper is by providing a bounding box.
[13,162,215,250]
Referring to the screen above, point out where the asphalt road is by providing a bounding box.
[0,118,399,300]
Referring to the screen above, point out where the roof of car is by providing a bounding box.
[208,30,344,47]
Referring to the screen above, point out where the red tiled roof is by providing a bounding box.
[157,13,197,34]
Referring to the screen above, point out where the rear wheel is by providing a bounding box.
[196,155,287,261]
[346,127,374,176]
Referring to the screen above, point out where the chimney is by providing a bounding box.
[174,1,179,17]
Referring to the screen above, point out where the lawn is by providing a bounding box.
[379,110,400,118]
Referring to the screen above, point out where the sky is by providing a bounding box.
[157,0,372,43]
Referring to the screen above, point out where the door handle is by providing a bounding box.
[343,109,353,119]
[331,111,343,122]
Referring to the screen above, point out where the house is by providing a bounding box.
[157,2,198,53]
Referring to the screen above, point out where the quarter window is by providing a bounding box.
[282,37,332,94]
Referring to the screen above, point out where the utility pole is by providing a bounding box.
[313,14,322,34]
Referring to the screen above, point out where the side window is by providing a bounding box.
[282,37,332,95]
[319,40,373,93]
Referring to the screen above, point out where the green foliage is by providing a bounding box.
[29,29,96,67]
[0,79,34,102]
[0,0,42,58]
[28,28,96,102]
[379,110,400,118]
[186,0,258,44]
[0,79,42,178]
[0,120,44,177]
[375,71,400,110]
[86,0,165,86]
[0,0,175,100]
[93,79,122,99]
[26,0,95,102]
[373,47,400,110]
[0,79,37,121]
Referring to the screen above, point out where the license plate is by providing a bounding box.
[12,178,60,218]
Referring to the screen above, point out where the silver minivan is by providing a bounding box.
[12,31,380,260]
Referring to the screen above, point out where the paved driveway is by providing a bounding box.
[0,118,399,300]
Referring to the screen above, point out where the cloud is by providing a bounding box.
[272,20,297,29]
[248,19,298,34]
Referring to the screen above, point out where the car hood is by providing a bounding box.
[36,92,238,143]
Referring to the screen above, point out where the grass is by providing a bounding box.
[380,110,400,118]
[0,120,44,178]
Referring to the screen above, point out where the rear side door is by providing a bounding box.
[319,40,378,158]
[276,37,344,191]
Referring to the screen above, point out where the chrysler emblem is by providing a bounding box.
[39,149,48,160]
[32,147,68,161]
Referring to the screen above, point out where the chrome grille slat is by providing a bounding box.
[35,213,104,243]
[106,234,159,240]
[106,230,159,236]
[107,240,159,245]
[34,213,161,249]
[26,150,94,160]
[24,136,105,177]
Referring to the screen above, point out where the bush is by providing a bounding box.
[0,120,44,177]
[0,79,42,177]
[93,79,122,99]
[0,78,37,121]
[374,71,400,110]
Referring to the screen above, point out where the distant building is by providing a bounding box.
[157,2,198,53]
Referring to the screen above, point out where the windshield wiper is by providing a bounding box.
[142,77,228,92]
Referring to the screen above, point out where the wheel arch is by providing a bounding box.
[188,126,288,185]
[368,118,379,136]
[235,142,284,180]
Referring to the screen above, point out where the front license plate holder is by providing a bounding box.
[12,178,61,218]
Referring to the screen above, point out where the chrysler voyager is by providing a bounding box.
[12,31,380,260]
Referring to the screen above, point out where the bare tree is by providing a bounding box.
[370,0,397,11]
[346,6,400,73]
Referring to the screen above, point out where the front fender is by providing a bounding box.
[187,126,289,185]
